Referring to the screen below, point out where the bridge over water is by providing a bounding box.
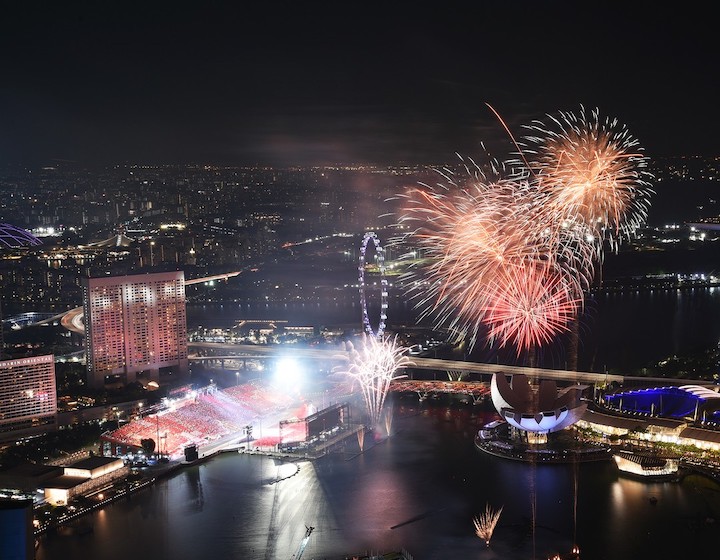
[188,342,712,388]
[388,379,492,402]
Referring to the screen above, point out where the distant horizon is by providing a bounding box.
[2,5,718,169]
[0,153,713,172]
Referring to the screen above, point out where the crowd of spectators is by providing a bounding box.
[224,382,295,415]
[104,381,300,456]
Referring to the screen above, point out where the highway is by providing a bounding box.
[20,302,714,388]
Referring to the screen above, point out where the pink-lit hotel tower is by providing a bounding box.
[0,355,57,440]
[82,271,189,390]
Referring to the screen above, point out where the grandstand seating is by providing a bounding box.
[105,381,298,456]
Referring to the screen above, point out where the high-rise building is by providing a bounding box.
[82,271,188,389]
[0,355,57,440]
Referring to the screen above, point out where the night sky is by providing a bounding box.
[1,2,717,167]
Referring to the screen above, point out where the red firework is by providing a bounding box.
[482,263,582,353]
[396,166,589,352]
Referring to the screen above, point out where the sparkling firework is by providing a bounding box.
[519,105,654,251]
[336,334,413,429]
[396,158,588,352]
[384,410,393,436]
[394,108,653,355]
[473,503,503,546]
[356,427,365,451]
[482,263,582,351]
[446,369,467,381]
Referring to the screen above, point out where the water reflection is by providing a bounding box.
[180,468,204,514]
[36,400,720,560]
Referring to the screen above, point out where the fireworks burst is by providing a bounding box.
[335,334,413,429]
[395,160,587,353]
[519,105,654,252]
[393,107,653,356]
[482,263,582,351]
[473,503,503,546]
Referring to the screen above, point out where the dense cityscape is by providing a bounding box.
[2,3,720,560]
[1,153,720,559]
[2,155,720,308]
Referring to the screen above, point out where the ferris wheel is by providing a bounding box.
[358,231,388,338]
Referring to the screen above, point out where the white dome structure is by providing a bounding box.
[491,372,588,433]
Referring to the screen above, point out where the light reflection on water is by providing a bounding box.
[36,398,720,560]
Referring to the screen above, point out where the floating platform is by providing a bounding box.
[613,451,679,480]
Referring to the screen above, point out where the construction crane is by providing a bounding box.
[290,525,314,560]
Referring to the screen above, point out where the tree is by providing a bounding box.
[140,438,156,457]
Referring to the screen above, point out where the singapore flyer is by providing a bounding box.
[358,231,388,338]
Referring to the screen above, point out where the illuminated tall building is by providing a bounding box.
[0,355,57,440]
[82,271,188,389]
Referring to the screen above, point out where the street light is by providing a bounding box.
[236,371,239,386]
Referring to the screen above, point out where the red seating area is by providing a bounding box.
[225,381,294,415]
[280,421,307,443]
[105,381,297,456]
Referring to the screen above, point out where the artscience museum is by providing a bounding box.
[490,372,588,439]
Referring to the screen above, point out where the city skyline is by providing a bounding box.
[1,3,717,168]
[2,5,720,557]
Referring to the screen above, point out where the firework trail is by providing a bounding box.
[335,334,413,429]
[446,369,467,381]
[384,410,393,436]
[356,427,365,451]
[393,107,653,356]
[473,503,503,546]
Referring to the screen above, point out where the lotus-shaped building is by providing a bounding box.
[491,372,588,434]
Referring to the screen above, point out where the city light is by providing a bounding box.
[273,357,305,394]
